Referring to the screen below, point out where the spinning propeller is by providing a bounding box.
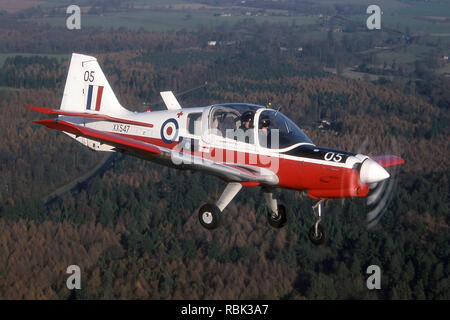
[357,137,403,229]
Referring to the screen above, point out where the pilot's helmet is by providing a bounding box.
[241,111,254,127]
[260,117,271,128]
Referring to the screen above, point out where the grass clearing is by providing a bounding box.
[374,44,436,65]
[0,53,69,67]
[24,8,319,32]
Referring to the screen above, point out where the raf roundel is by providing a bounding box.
[160,118,179,144]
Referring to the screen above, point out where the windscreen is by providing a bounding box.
[258,110,313,149]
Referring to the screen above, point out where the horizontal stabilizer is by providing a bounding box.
[25,106,153,128]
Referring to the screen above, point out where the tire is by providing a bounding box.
[267,204,287,229]
[308,224,325,245]
[198,203,221,230]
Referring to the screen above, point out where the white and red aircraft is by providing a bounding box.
[28,53,404,245]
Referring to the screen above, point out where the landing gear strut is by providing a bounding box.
[308,199,325,245]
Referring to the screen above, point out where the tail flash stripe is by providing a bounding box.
[86,85,93,110]
[95,86,104,111]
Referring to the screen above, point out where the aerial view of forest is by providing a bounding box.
[0,0,448,300]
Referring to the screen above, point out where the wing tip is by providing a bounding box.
[373,155,405,168]
[25,105,56,114]
[32,119,56,126]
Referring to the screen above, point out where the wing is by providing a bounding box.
[372,155,405,168]
[167,149,279,185]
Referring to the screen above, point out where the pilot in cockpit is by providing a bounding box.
[240,111,254,131]
[261,118,270,132]
[259,116,271,148]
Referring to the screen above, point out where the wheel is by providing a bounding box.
[267,204,287,228]
[308,224,325,245]
[198,203,221,230]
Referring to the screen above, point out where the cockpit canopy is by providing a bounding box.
[209,103,260,136]
[208,103,313,149]
[257,109,313,148]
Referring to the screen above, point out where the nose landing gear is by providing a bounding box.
[308,199,326,245]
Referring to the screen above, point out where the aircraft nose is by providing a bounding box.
[359,158,390,184]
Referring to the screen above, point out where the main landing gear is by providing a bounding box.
[264,189,287,229]
[198,182,242,230]
[198,184,289,230]
[308,199,326,245]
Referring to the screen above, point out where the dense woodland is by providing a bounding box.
[0,14,448,300]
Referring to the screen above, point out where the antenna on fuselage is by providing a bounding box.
[274,106,281,117]
[176,81,208,98]
[143,81,208,111]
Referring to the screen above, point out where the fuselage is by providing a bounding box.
[60,103,372,199]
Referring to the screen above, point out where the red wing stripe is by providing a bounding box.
[372,155,405,168]
[33,119,161,155]
[25,106,153,128]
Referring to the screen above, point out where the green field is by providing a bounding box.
[36,0,189,8]
[399,2,450,17]
[317,0,450,16]
[382,14,450,34]
[24,9,319,32]
[374,44,437,65]
[346,12,450,36]
[8,1,450,82]
[0,53,69,67]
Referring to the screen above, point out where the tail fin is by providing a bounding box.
[60,53,129,115]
